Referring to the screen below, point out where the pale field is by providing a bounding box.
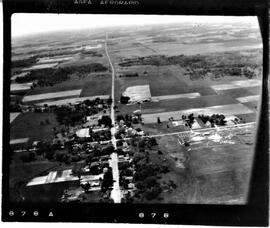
[142,103,254,124]
[37,55,73,64]
[211,79,262,91]
[22,89,82,102]
[11,82,32,92]
[10,113,20,123]
[22,63,58,71]
[152,92,201,101]
[236,95,261,103]
[10,138,29,144]
[11,72,29,80]
[122,85,151,103]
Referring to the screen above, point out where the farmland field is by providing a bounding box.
[10,112,61,147]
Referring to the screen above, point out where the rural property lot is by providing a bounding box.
[155,124,255,204]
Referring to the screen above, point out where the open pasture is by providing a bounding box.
[10,112,60,145]
[155,123,255,204]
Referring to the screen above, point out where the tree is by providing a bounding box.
[144,176,158,188]
[80,182,91,193]
[148,137,158,147]
[102,145,115,155]
[101,169,113,191]
[20,152,36,163]
[107,96,113,105]
[72,165,84,180]
[120,95,130,104]
[98,115,112,127]
[144,186,162,200]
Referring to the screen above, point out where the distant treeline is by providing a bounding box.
[15,63,108,87]
[13,48,103,62]
[119,53,261,79]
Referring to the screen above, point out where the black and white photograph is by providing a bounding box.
[8,13,263,204]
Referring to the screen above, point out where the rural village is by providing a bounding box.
[9,18,262,204]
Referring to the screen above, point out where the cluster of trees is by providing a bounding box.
[116,113,137,128]
[31,97,109,117]
[131,138,169,201]
[198,114,226,126]
[97,115,112,128]
[120,95,130,104]
[119,54,260,80]
[81,50,103,57]
[116,113,133,123]
[10,102,21,112]
[20,151,36,162]
[181,113,195,128]
[133,161,165,201]
[119,73,139,78]
[12,56,37,68]
[54,106,85,126]
[15,63,108,87]
[118,55,169,67]
[101,167,113,191]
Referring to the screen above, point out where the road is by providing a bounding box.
[105,32,121,203]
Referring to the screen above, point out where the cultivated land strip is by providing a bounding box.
[10,112,21,123]
[236,95,260,103]
[151,92,201,101]
[22,89,82,102]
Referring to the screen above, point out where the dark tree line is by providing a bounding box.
[15,63,108,87]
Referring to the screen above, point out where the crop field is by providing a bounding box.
[22,63,59,71]
[11,83,32,92]
[10,138,29,145]
[23,89,82,102]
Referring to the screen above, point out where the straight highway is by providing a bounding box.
[105,32,121,203]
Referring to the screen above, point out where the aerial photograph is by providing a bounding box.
[9,14,262,204]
